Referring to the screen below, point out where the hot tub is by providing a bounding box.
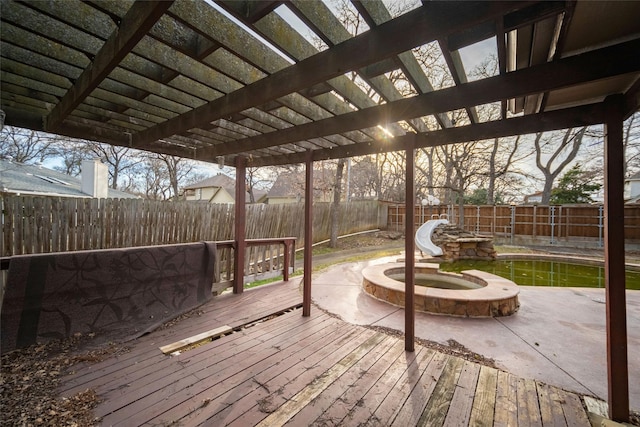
[361,262,519,317]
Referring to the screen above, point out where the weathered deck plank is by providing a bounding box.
[339,345,427,425]
[60,280,301,395]
[469,365,498,427]
[309,340,406,426]
[494,370,519,427]
[443,360,482,427]
[171,321,367,425]
[370,347,438,425]
[392,351,449,426]
[537,382,568,427]
[283,335,398,426]
[55,280,592,427]
[561,389,592,427]
[517,377,543,427]
[417,355,465,426]
[101,311,335,425]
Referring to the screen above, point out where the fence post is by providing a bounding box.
[510,205,515,244]
[533,205,537,239]
[598,204,604,248]
[492,205,496,235]
[476,206,480,234]
[550,206,556,244]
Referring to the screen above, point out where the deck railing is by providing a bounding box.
[0,237,297,298]
[213,237,296,293]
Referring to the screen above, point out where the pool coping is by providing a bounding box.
[362,262,520,317]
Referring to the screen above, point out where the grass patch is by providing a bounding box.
[311,249,400,272]
[294,245,337,260]
[494,245,540,254]
[245,248,401,289]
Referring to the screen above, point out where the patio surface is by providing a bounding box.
[59,277,594,426]
[312,255,640,413]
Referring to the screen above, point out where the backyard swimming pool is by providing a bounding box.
[435,257,640,290]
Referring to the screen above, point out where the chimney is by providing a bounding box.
[81,159,108,198]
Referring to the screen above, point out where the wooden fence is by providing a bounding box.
[386,203,640,247]
[0,196,383,256]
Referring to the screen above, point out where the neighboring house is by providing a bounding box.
[183,174,265,204]
[625,171,640,203]
[0,158,137,199]
[264,171,335,204]
[523,191,543,204]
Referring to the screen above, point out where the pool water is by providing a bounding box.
[436,259,640,290]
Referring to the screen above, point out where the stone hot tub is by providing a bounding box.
[362,262,519,317]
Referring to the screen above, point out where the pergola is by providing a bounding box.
[1,0,639,421]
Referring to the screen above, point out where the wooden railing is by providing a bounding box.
[1,237,297,297]
[213,237,296,293]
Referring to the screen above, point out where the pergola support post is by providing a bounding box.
[233,156,247,294]
[405,144,415,352]
[604,95,629,422]
[303,151,313,317]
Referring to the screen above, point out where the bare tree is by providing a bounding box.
[81,142,139,190]
[0,126,60,163]
[140,156,170,200]
[535,127,587,204]
[623,112,640,176]
[245,166,276,203]
[588,111,640,177]
[347,156,379,199]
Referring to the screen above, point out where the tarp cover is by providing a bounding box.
[1,242,216,353]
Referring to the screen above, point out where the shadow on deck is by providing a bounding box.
[59,280,590,426]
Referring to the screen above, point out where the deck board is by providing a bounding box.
[155,316,358,425]
[309,340,406,426]
[443,360,482,427]
[180,322,360,426]
[469,365,498,427]
[57,280,592,426]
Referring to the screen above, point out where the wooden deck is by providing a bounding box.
[59,280,591,426]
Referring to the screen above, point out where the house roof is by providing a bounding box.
[0,159,138,198]
[184,172,267,202]
[0,1,637,168]
[183,173,236,191]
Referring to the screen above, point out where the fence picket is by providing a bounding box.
[0,197,381,255]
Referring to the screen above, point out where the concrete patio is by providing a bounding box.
[311,255,640,412]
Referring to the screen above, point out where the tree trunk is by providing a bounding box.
[487,138,499,204]
[457,188,465,229]
[330,158,346,248]
[536,128,586,204]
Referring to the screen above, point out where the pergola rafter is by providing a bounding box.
[197,38,640,161]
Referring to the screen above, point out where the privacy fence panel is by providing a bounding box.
[386,203,640,247]
[1,196,381,256]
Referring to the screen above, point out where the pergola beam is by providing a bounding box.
[45,0,173,131]
[202,38,640,161]
[131,1,528,147]
[623,77,640,119]
[446,1,566,51]
[248,103,605,167]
